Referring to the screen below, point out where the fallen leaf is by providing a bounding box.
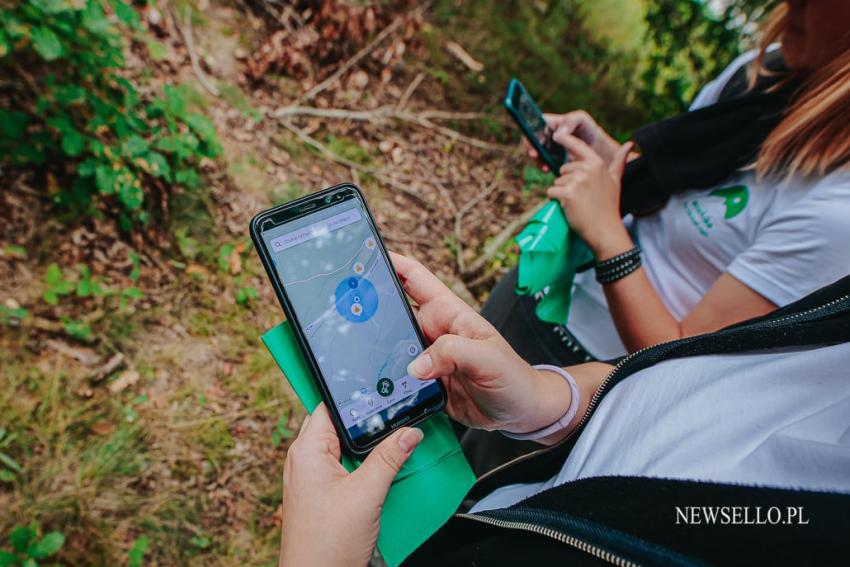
[186,265,209,277]
[91,421,116,436]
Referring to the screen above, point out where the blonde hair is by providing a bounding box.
[752,4,850,180]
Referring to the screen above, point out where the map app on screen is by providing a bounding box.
[263,199,440,440]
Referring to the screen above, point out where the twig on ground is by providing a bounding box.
[274,105,503,150]
[279,119,432,207]
[397,72,426,111]
[445,41,484,72]
[295,2,432,105]
[168,399,283,430]
[463,203,542,276]
[273,105,487,122]
[454,172,502,273]
[177,6,220,97]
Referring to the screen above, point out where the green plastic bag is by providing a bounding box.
[515,200,594,326]
[262,322,476,567]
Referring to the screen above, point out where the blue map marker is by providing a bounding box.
[335,276,379,322]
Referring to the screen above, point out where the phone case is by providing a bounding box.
[503,78,566,172]
[250,183,446,457]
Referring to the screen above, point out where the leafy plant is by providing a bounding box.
[42,263,74,305]
[41,263,143,340]
[235,285,259,306]
[0,0,220,227]
[0,306,28,327]
[0,524,64,566]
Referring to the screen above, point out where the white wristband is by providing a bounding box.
[501,365,580,441]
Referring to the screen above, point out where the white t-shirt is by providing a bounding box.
[471,341,850,513]
[566,49,850,360]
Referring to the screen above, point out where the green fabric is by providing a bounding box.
[261,322,476,567]
[515,200,594,326]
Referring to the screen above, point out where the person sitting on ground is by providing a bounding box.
[485,0,850,368]
[465,0,850,473]
[278,254,850,566]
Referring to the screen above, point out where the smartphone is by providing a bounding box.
[250,183,446,457]
[503,78,568,172]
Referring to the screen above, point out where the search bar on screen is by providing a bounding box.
[270,208,362,252]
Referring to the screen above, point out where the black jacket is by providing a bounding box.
[406,274,850,566]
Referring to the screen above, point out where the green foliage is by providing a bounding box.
[0,0,220,224]
[271,412,295,448]
[0,306,28,327]
[429,0,646,136]
[0,523,64,566]
[235,285,259,305]
[127,535,149,567]
[522,165,556,193]
[638,0,767,119]
[42,263,73,305]
[41,263,143,340]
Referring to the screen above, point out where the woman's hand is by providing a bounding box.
[392,253,574,434]
[279,403,423,567]
[526,111,620,169]
[547,133,635,260]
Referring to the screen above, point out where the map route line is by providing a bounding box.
[283,240,369,286]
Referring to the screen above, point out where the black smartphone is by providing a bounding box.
[250,183,446,457]
[503,78,568,172]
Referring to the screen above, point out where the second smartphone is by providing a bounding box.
[250,184,446,457]
[504,78,568,172]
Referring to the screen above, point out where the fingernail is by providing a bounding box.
[407,353,433,378]
[398,428,424,453]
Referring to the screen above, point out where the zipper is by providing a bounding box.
[457,292,850,560]
[474,292,850,486]
[760,293,850,326]
[454,513,639,567]
[472,339,657,487]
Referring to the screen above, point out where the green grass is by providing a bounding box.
[0,258,296,565]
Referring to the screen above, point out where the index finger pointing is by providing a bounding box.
[552,131,596,162]
[389,252,455,306]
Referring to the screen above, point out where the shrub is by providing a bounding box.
[0,0,220,229]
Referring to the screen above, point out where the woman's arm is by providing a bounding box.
[548,133,777,352]
[278,258,614,565]
[590,226,777,351]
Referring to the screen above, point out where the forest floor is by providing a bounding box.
[0,1,549,564]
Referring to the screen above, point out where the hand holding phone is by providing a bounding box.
[251,184,446,457]
[503,79,568,172]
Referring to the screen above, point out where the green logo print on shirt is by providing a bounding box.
[709,185,749,220]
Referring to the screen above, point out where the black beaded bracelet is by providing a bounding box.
[594,246,642,284]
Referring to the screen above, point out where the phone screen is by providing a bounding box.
[259,193,442,449]
[512,84,567,168]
